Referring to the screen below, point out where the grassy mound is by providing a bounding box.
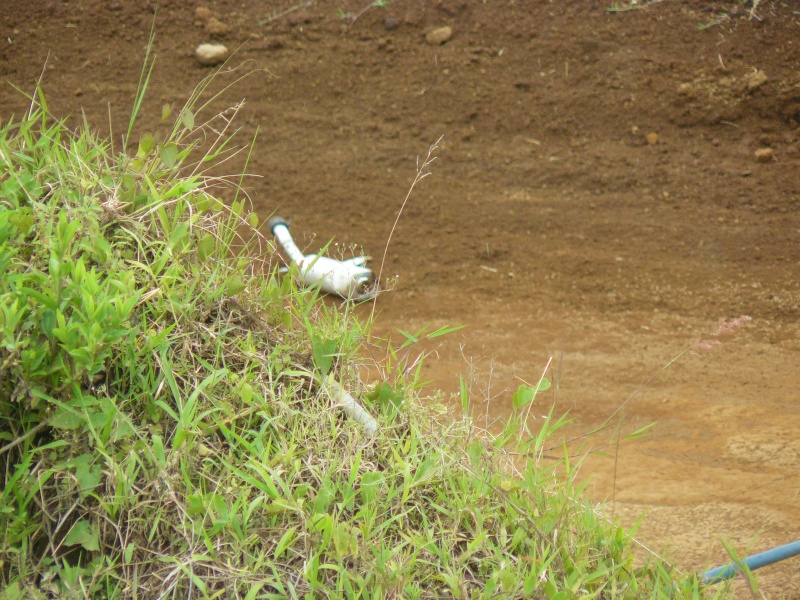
[0,85,728,599]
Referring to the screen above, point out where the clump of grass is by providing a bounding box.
[0,76,732,598]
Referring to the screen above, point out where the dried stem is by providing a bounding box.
[370,136,442,320]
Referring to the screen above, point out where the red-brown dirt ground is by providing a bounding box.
[2,0,800,596]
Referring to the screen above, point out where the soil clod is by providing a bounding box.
[754,147,775,162]
[426,26,453,45]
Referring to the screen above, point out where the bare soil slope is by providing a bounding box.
[2,0,800,595]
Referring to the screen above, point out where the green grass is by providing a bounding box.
[0,77,733,598]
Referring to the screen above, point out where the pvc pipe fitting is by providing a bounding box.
[324,375,378,436]
[268,217,376,301]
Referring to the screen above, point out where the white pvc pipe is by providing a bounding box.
[324,375,378,436]
[269,217,375,301]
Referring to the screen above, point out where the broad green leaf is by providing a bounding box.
[311,335,337,377]
[50,406,83,430]
[511,379,551,410]
[366,382,403,419]
[1,581,24,600]
[535,377,552,393]
[226,276,246,296]
[499,479,521,492]
[240,382,254,404]
[9,210,34,235]
[313,482,336,515]
[74,456,102,498]
[196,194,211,212]
[160,143,179,168]
[333,522,359,557]
[63,520,99,551]
[181,108,195,130]
[187,493,205,517]
[197,233,215,261]
[161,103,172,122]
[511,385,536,411]
[138,133,156,157]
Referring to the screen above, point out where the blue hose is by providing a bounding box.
[701,540,800,584]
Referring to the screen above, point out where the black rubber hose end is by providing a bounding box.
[267,216,288,234]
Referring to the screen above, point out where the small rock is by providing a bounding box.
[205,17,229,36]
[754,147,774,162]
[195,6,211,22]
[677,82,693,96]
[74,88,83,96]
[646,132,659,145]
[384,17,399,31]
[425,26,452,45]
[747,70,768,91]
[631,125,640,135]
[195,43,229,66]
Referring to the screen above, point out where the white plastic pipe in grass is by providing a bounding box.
[323,375,378,437]
[268,216,375,301]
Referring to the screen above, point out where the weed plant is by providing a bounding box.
[0,76,731,597]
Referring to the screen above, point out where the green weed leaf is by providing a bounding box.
[511,385,536,411]
[511,379,551,410]
[197,233,215,261]
[50,406,83,430]
[63,520,99,551]
[181,109,195,131]
[226,276,246,296]
[9,209,34,235]
[138,133,156,157]
[311,335,337,376]
[366,382,403,419]
[160,143,179,168]
[74,455,103,498]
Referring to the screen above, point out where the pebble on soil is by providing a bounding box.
[195,43,229,66]
[754,147,775,162]
[426,26,453,45]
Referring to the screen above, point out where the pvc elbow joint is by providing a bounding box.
[269,216,375,301]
